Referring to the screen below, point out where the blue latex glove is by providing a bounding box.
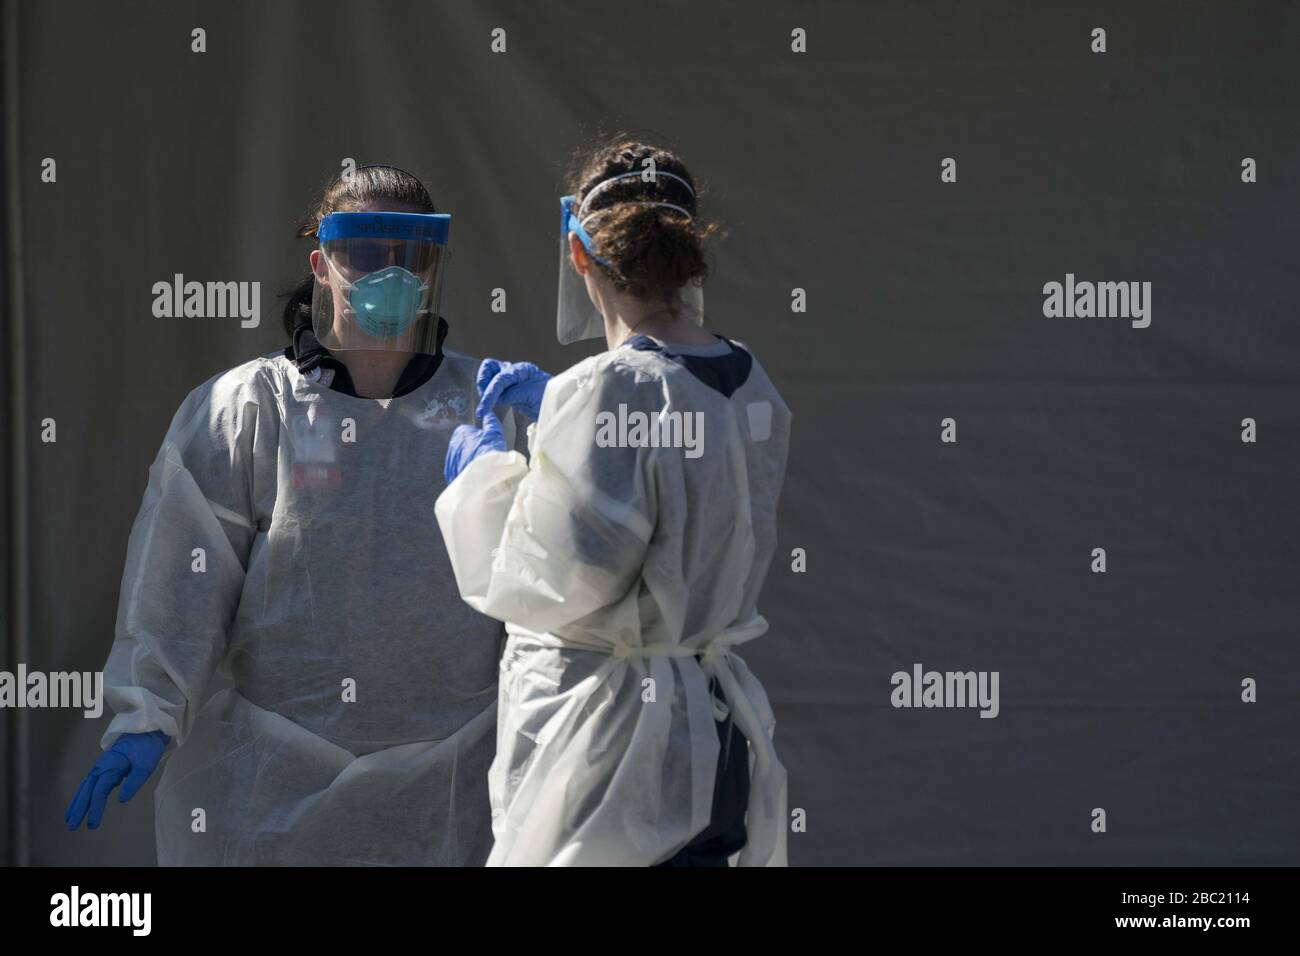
[65,730,170,831]
[476,359,552,421]
[444,410,507,484]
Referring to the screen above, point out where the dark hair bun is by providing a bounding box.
[590,203,712,301]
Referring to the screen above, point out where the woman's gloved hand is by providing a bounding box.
[65,730,170,831]
[444,411,507,484]
[476,359,552,421]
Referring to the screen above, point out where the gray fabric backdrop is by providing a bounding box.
[3,0,1298,865]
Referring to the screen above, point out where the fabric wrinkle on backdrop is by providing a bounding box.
[3,0,1298,865]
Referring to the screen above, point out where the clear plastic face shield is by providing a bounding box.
[557,171,704,346]
[312,211,450,354]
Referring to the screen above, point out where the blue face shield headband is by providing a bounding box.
[560,196,610,267]
[314,212,451,350]
[560,170,697,265]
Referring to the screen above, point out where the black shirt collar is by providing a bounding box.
[623,333,753,398]
[284,316,449,398]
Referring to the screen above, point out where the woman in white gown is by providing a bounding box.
[67,166,509,865]
[437,139,792,866]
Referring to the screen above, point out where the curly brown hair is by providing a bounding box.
[566,137,719,307]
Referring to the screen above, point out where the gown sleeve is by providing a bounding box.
[435,360,659,638]
[100,366,268,748]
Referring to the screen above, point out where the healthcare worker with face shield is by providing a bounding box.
[436,140,792,866]
[65,165,511,865]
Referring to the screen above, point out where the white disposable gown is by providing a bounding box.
[102,349,511,865]
[435,339,791,866]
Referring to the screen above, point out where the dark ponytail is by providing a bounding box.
[280,164,437,337]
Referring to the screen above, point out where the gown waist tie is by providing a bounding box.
[606,615,776,817]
